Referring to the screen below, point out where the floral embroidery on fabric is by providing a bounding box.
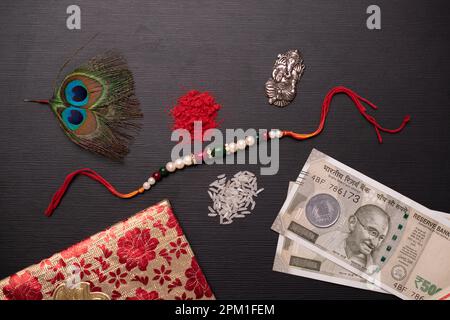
[154,204,166,214]
[87,281,103,293]
[39,259,52,270]
[73,258,92,279]
[108,268,128,289]
[185,257,213,299]
[166,211,183,236]
[91,268,107,283]
[111,290,122,300]
[98,244,113,258]
[159,248,173,266]
[153,264,172,285]
[47,271,65,285]
[94,256,110,271]
[131,275,149,286]
[51,258,66,272]
[170,238,189,259]
[0,200,214,300]
[117,228,159,271]
[126,288,160,300]
[2,271,43,300]
[153,220,167,236]
[168,278,182,293]
[61,238,92,259]
[175,292,193,300]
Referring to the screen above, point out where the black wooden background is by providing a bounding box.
[0,0,449,299]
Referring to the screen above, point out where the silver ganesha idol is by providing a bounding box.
[265,49,305,107]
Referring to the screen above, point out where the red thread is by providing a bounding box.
[45,168,142,217]
[282,86,410,143]
[45,87,410,217]
[169,90,221,141]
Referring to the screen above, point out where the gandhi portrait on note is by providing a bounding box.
[316,204,390,273]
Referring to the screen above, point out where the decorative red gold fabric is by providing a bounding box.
[0,200,214,300]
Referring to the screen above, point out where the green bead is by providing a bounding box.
[159,166,169,177]
[211,146,224,158]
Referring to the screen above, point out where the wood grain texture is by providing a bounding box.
[0,0,449,299]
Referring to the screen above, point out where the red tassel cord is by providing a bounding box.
[45,86,410,216]
[282,86,410,142]
[45,168,144,217]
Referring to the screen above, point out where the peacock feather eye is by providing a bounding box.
[60,74,103,109]
[64,79,89,107]
[62,107,87,131]
[29,51,143,160]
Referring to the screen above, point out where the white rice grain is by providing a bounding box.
[207,170,264,225]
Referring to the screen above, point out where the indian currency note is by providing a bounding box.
[271,149,450,300]
[274,183,450,294]
[273,182,385,293]
[426,285,450,300]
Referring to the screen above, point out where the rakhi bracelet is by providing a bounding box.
[44,86,411,217]
[143,133,262,190]
[143,130,274,190]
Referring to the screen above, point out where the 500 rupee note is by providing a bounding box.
[273,182,449,295]
[272,149,450,300]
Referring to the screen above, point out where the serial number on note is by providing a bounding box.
[394,283,424,300]
[311,175,361,203]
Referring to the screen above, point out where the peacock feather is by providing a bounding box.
[26,51,143,160]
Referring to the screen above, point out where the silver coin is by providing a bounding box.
[305,193,340,228]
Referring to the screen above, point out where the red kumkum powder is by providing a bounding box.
[169,90,221,141]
